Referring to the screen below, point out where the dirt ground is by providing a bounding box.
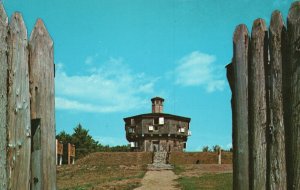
[57,151,232,190]
[178,164,232,177]
[134,170,180,190]
[133,164,232,190]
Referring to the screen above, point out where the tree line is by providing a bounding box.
[56,123,130,162]
[201,145,232,152]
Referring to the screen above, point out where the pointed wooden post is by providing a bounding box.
[249,18,268,190]
[29,19,56,190]
[7,12,31,190]
[268,10,287,190]
[287,2,300,189]
[232,24,249,190]
[0,4,8,190]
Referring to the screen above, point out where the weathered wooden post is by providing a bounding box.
[7,12,31,190]
[232,24,249,190]
[68,143,75,165]
[268,10,287,190]
[31,118,42,190]
[287,2,300,189]
[0,4,8,190]
[218,148,222,165]
[56,139,63,165]
[29,19,56,189]
[248,18,268,190]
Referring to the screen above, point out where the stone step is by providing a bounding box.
[148,151,173,170]
[147,163,174,170]
[153,152,168,164]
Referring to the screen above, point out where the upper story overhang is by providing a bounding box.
[123,113,191,123]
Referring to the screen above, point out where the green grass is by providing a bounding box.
[177,173,232,190]
[173,164,185,175]
[58,164,148,190]
[61,183,92,190]
[110,171,146,181]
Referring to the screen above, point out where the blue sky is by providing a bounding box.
[3,0,294,151]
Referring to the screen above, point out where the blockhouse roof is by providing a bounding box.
[123,112,191,122]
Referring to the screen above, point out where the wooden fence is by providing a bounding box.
[0,5,55,190]
[67,143,76,165]
[55,140,75,165]
[227,1,300,190]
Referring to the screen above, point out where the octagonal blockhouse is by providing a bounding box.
[123,97,191,152]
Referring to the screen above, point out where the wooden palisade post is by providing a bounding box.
[287,2,300,189]
[232,24,249,190]
[0,4,8,190]
[248,18,268,190]
[29,19,56,190]
[7,12,31,190]
[268,10,287,190]
[31,118,42,190]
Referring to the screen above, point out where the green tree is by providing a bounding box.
[56,131,72,164]
[56,124,131,162]
[213,145,221,152]
[202,146,210,152]
[71,123,100,159]
[56,130,72,142]
[110,145,130,152]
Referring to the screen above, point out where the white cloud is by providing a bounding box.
[173,51,225,92]
[55,58,157,113]
[226,143,232,149]
[55,97,128,113]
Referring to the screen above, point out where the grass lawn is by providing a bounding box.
[173,164,233,190]
[177,173,232,190]
[57,164,147,190]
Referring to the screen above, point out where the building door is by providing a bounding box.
[152,141,159,152]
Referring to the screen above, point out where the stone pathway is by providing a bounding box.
[135,151,179,190]
[147,151,173,170]
[134,170,180,190]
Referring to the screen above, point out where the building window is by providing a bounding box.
[130,118,135,125]
[130,142,135,147]
[130,142,138,148]
[154,117,164,125]
[149,125,154,132]
[180,128,185,133]
[128,127,135,133]
[159,117,164,125]
[154,126,158,131]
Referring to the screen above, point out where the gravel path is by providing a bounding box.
[134,170,180,190]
